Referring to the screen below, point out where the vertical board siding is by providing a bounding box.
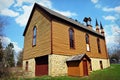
[67,61,80,76]
[52,19,108,59]
[23,8,51,60]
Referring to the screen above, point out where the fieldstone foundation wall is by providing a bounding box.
[23,58,35,77]
[22,55,110,77]
[91,58,110,71]
[48,54,70,76]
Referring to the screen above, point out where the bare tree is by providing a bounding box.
[109,16,120,63]
[17,50,23,67]
[115,15,120,44]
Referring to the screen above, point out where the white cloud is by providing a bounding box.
[106,35,115,45]
[38,0,52,8]
[53,9,77,17]
[0,0,19,17]
[91,0,99,4]
[114,6,120,13]
[0,36,22,53]
[15,5,33,26]
[104,24,120,47]
[1,8,19,17]
[14,0,52,8]
[12,42,22,53]
[14,0,52,26]
[0,0,14,10]
[103,6,120,13]
[111,25,120,34]
[103,15,116,22]
[0,0,77,26]
[103,7,114,12]
[14,0,26,7]
[0,36,11,46]
[38,0,77,17]
[95,4,101,8]
[14,0,77,26]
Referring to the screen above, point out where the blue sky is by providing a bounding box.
[0,0,120,55]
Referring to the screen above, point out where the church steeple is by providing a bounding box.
[100,22,104,36]
[96,19,99,33]
[96,19,99,26]
[100,22,103,29]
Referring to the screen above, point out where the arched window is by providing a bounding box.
[85,34,90,51]
[69,28,75,49]
[86,34,89,44]
[97,38,101,53]
[33,26,37,46]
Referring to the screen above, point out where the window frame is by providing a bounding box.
[97,38,101,53]
[25,61,28,71]
[69,28,75,49]
[32,26,37,46]
[99,61,103,69]
[85,34,90,51]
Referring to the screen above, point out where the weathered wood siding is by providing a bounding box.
[67,61,80,76]
[23,8,51,60]
[52,19,108,59]
[67,58,91,76]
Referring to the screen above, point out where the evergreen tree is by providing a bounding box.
[4,43,15,67]
[0,39,3,62]
[0,39,4,67]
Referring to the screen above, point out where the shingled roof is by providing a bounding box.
[66,54,91,62]
[23,3,104,38]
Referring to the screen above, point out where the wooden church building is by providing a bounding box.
[23,3,110,77]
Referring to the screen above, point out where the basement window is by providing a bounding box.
[100,61,103,69]
[25,61,28,71]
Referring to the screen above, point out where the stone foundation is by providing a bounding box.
[91,58,110,70]
[48,55,110,76]
[48,54,70,76]
[23,55,110,77]
[23,58,35,77]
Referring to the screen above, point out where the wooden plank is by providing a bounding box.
[23,9,51,60]
[52,19,108,59]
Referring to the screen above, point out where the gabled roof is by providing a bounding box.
[66,54,91,62]
[23,3,104,38]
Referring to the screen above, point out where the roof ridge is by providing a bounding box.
[35,3,104,37]
[23,3,104,38]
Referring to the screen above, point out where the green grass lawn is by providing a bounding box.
[11,64,120,80]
